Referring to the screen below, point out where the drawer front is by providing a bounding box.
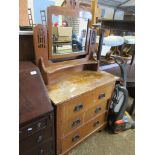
[21,140,54,155]
[62,113,84,137]
[93,84,114,104]
[20,127,53,153]
[61,126,86,153]
[84,112,107,135]
[61,113,107,153]
[20,115,53,140]
[84,101,107,122]
[62,92,93,122]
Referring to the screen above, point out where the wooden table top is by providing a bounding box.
[97,19,135,32]
[47,70,116,105]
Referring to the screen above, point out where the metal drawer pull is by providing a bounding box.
[94,121,100,127]
[72,135,80,142]
[74,104,83,112]
[72,119,81,128]
[39,149,44,155]
[95,107,102,113]
[98,93,105,99]
[37,135,43,143]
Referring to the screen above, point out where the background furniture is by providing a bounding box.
[19,31,35,62]
[19,62,55,155]
[97,19,135,116]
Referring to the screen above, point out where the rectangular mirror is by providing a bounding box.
[47,5,92,60]
[51,15,88,55]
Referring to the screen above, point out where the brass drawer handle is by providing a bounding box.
[98,93,105,99]
[95,107,102,114]
[94,121,100,127]
[37,135,43,143]
[72,119,81,128]
[74,104,83,112]
[72,135,80,142]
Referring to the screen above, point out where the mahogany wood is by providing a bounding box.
[19,62,55,155]
[19,34,35,62]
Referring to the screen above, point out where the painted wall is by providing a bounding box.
[33,0,55,24]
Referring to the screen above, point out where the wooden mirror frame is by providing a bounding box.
[47,1,92,60]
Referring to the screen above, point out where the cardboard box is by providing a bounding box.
[53,26,72,37]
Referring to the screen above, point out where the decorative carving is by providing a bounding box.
[33,25,49,67]
[37,28,46,48]
[65,0,79,9]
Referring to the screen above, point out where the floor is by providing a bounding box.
[69,129,135,155]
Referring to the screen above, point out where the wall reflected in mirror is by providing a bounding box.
[52,15,88,55]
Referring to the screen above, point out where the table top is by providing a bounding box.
[98,19,135,32]
[47,70,116,105]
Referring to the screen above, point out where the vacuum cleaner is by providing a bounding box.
[107,56,135,133]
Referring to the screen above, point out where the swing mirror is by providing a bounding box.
[47,5,92,59]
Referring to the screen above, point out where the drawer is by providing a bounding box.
[62,92,93,122]
[84,101,107,122]
[93,84,114,104]
[61,113,107,153]
[20,114,53,140]
[61,125,87,153]
[20,127,53,153]
[21,140,54,155]
[62,113,84,137]
[84,112,107,135]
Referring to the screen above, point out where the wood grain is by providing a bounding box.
[47,70,115,104]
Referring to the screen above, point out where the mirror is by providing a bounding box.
[51,15,88,55]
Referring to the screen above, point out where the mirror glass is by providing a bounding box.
[51,15,88,55]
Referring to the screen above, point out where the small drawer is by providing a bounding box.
[62,114,84,137]
[84,101,107,122]
[20,115,53,140]
[62,92,93,122]
[84,112,107,135]
[93,84,114,104]
[21,140,54,155]
[20,127,53,153]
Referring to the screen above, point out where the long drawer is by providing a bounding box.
[20,127,53,153]
[20,114,53,141]
[61,113,106,153]
[62,113,84,137]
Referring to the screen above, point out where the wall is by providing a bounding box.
[19,0,29,26]
[99,5,124,20]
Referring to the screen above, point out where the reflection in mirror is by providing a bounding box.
[51,15,88,55]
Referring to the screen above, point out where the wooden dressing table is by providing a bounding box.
[33,1,116,154]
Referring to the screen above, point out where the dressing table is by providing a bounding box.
[33,1,116,155]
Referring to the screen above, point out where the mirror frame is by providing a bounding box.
[47,5,91,60]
